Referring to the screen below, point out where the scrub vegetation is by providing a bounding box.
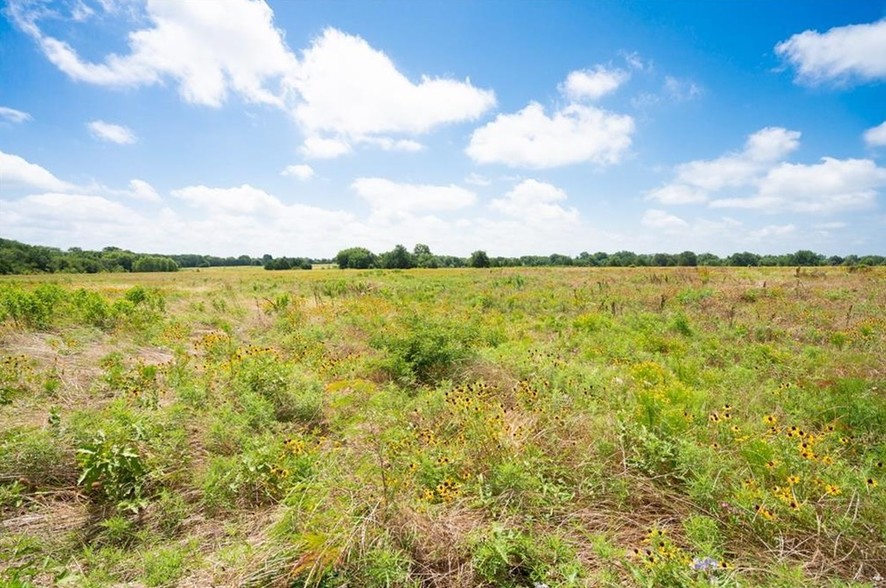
[0,265,883,587]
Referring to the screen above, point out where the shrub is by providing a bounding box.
[77,430,149,509]
[371,315,478,385]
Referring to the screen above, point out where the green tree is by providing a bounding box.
[335,247,377,269]
[380,244,416,269]
[469,250,490,268]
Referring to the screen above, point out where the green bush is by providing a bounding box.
[371,315,478,385]
[77,430,149,509]
[0,284,64,329]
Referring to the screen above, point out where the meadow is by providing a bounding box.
[0,265,883,587]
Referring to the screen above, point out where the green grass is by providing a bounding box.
[0,266,884,586]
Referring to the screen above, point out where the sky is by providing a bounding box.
[1,0,885,258]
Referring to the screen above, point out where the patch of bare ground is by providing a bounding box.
[388,505,485,588]
[0,330,173,407]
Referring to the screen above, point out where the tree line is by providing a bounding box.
[336,244,886,269]
[0,239,332,274]
[1,238,883,275]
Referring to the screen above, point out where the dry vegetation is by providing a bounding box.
[1,266,884,587]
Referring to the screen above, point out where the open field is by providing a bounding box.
[1,266,884,587]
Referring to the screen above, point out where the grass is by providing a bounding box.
[0,265,884,587]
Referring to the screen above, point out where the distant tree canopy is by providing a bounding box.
[335,247,377,270]
[0,240,180,274]
[0,239,330,275]
[1,238,883,275]
[331,244,885,270]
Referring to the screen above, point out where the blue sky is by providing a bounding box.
[1,0,885,257]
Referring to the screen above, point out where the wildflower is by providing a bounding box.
[765,460,778,469]
[787,475,800,485]
[690,556,719,572]
[764,415,777,425]
[867,478,878,489]
[754,504,776,521]
[824,484,841,496]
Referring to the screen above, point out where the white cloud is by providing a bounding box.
[299,136,352,159]
[11,4,494,156]
[641,209,689,230]
[0,106,32,124]
[645,184,708,205]
[467,102,634,168]
[9,0,298,107]
[864,121,886,147]
[172,184,285,215]
[363,137,424,152]
[647,127,801,203]
[71,0,94,22]
[465,173,491,187]
[663,76,703,101]
[749,224,796,240]
[281,164,315,181]
[87,120,137,144]
[622,51,651,72]
[561,66,629,101]
[291,28,495,149]
[711,157,886,214]
[352,177,476,219]
[11,192,137,222]
[775,19,886,84]
[0,150,74,192]
[127,179,160,201]
[490,179,578,224]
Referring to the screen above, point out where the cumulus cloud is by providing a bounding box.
[711,157,886,213]
[561,66,629,101]
[299,136,352,159]
[7,0,297,107]
[775,19,886,84]
[292,28,494,143]
[172,184,286,215]
[864,121,886,147]
[0,106,32,124]
[281,164,315,181]
[490,179,578,224]
[0,150,75,192]
[87,120,137,144]
[649,127,885,215]
[10,2,495,156]
[352,177,476,219]
[647,127,800,203]
[11,192,138,223]
[641,209,689,230]
[467,102,634,168]
[126,179,161,201]
[363,137,424,152]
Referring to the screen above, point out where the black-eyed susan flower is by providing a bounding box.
[824,484,841,496]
